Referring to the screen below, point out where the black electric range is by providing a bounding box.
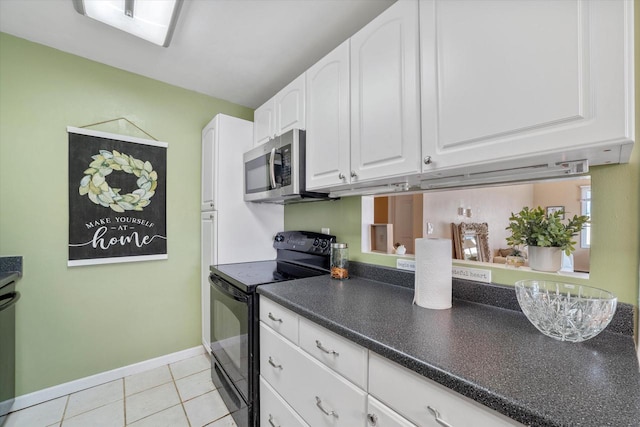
[208,231,335,427]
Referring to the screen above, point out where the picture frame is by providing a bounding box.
[546,205,565,219]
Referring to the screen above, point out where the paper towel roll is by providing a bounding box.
[413,238,452,309]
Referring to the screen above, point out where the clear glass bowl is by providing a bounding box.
[515,280,617,342]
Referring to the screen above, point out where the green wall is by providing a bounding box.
[0,33,253,395]
[286,21,640,307]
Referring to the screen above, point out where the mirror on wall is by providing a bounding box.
[362,176,591,274]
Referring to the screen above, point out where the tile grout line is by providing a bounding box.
[122,377,127,426]
[168,362,192,427]
[59,394,71,426]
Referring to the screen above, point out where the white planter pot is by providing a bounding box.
[528,246,562,272]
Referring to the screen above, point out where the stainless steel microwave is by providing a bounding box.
[243,130,329,203]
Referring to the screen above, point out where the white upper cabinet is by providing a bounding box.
[276,74,306,135]
[305,41,351,190]
[350,0,422,184]
[420,0,635,177]
[253,99,276,146]
[201,121,216,211]
[254,74,306,146]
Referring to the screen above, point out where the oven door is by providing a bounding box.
[209,274,251,402]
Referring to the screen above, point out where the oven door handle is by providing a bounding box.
[209,275,248,303]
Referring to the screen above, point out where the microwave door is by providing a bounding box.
[243,142,282,202]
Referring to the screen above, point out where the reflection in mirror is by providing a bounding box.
[452,222,490,262]
[364,177,591,273]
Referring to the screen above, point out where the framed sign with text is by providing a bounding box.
[67,127,168,266]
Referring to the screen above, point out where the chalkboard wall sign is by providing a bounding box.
[67,127,168,266]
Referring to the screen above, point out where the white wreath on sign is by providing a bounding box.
[78,150,158,212]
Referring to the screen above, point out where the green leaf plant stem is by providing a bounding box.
[505,206,589,256]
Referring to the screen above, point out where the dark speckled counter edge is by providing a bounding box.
[0,256,22,289]
[350,261,635,336]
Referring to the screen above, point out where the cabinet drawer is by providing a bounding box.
[367,395,416,427]
[260,376,309,427]
[261,323,367,427]
[299,316,368,390]
[260,297,299,344]
[369,352,521,427]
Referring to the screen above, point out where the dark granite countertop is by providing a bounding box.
[257,275,640,427]
[0,256,22,290]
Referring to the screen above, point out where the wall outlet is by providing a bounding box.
[321,227,330,235]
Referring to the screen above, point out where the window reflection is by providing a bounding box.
[364,177,591,273]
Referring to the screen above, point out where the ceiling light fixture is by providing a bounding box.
[72,0,183,47]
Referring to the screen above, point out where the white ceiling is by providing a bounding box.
[0,0,395,109]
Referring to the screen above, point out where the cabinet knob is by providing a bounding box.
[209,214,214,219]
[268,312,283,323]
[315,340,339,356]
[338,172,345,180]
[427,406,453,427]
[367,413,378,425]
[268,414,280,427]
[268,356,283,370]
[315,396,339,418]
[210,202,214,207]
[350,170,357,178]
[424,156,433,165]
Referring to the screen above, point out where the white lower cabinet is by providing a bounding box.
[298,316,368,390]
[369,352,522,427]
[259,298,522,427]
[261,323,367,426]
[260,377,309,427]
[366,396,416,427]
[260,296,300,345]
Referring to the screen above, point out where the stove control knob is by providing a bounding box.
[275,234,284,243]
[320,240,328,249]
[313,238,320,246]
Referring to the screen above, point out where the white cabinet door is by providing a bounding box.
[200,211,216,351]
[260,377,310,427]
[261,323,367,427]
[350,0,421,184]
[420,0,634,174]
[276,74,306,135]
[201,121,216,211]
[305,41,351,190]
[369,353,521,427]
[254,99,276,146]
[260,297,300,345]
[367,396,416,427]
[255,73,306,146]
[298,316,368,390]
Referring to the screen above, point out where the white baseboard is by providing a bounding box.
[11,345,207,412]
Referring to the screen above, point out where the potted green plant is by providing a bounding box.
[505,206,589,272]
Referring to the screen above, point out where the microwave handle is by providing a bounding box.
[269,147,277,189]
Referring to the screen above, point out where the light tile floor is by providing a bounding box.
[1,353,237,427]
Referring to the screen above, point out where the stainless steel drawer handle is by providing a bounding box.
[268,414,280,427]
[268,356,283,370]
[315,340,339,356]
[367,413,378,425]
[428,406,453,427]
[268,312,283,323]
[315,396,339,418]
[338,172,345,180]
